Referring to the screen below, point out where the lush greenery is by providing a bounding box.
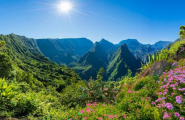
[0,26,185,120]
[140,37,185,71]
[0,34,84,119]
[0,34,81,92]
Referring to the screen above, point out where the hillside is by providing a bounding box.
[107,44,141,80]
[71,42,108,80]
[1,29,185,119]
[0,34,81,91]
[72,42,141,80]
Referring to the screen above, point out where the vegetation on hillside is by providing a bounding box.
[0,26,185,119]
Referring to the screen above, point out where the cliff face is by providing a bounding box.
[36,38,93,65]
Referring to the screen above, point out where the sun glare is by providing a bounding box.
[58,1,72,13]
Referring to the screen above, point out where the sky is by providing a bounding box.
[0,0,185,44]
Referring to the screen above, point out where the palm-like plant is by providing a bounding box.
[79,79,122,104]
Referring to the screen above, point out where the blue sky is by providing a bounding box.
[0,0,185,44]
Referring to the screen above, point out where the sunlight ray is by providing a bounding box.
[72,9,90,16]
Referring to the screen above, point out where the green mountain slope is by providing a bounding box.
[72,42,141,81]
[0,34,81,91]
[71,42,108,80]
[107,44,141,80]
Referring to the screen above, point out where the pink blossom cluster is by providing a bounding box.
[153,64,185,119]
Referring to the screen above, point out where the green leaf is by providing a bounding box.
[84,80,90,89]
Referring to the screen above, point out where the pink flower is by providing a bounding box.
[174,112,180,117]
[93,102,98,106]
[86,108,91,112]
[166,103,173,110]
[180,117,185,120]
[86,103,91,106]
[102,104,105,106]
[127,89,132,93]
[98,117,103,119]
[79,110,84,114]
[152,102,155,105]
[176,96,181,99]
[129,100,132,102]
[108,115,113,119]
[162,104,166,107]
[163,112,170,119]
[123,114,126,118]
[83,117,87,119]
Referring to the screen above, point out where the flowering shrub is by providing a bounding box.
[61,102,126,119]
[153,61,185,119]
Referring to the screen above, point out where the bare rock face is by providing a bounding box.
[138,60,171,79]
[150,60,171,75]
[174,43,185,61]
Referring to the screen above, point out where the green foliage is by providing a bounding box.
[0,78,65,119]
[0,53,13,79]
[79,80,122,104]
[96,67,105,83]
[0,34,81,92]
[0,41,5,49]
[60,80,85,109]
[140,36,185,72]
[179,25,185,39]
[0,34,82,119]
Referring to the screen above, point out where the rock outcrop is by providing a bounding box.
[138,60,172,79]
[174,43,185,61]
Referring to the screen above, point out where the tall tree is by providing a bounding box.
[0,53,13,79]
[179,26,185,39]
[96,67,105,83]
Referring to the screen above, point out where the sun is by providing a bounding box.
[58,1,73,13]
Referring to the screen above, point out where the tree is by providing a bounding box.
[0,41,5,49]
[0,53,13,79]
[96,67,105,83]
[179,26,185,40]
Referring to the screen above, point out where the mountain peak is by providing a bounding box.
[118,43,130,52]
[90,42,101,52]
[119,39,139,45]
[99,39,114,52]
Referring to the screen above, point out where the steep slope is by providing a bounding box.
[0,34,81,91]
[36,38,93,65]
[72,42,108,80]
[107,44,141,80]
